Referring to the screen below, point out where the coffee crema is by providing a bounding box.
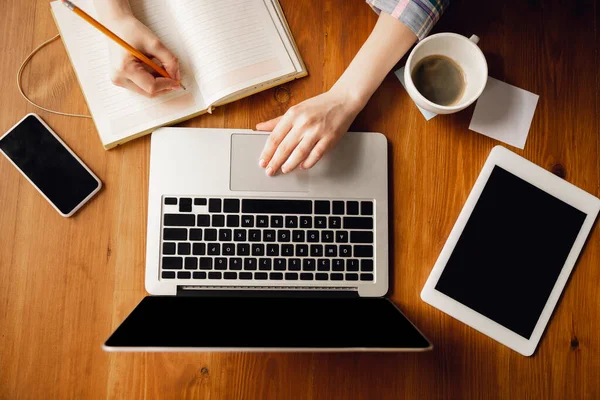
[411,55,466,106]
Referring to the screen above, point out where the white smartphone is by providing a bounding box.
[0,113,102,217]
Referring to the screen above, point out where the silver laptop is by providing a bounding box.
[103,128,431,351]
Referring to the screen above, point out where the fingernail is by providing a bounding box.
[265,167,273,176]
[259,159,266,168]
[281,166,287,174]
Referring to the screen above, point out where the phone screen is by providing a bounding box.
[0,115,100,215]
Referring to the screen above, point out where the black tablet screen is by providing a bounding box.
[435,166,586,338]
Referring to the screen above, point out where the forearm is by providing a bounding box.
[94,0,133,20]
[332,12,417,112]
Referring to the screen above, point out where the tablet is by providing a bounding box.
[421,146,600,356]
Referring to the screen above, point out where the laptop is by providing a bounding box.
[103,128,431,351]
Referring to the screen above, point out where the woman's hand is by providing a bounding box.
[257,89,363,176]
[106,16,181,97]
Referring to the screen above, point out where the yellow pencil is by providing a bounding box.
[61,0,186,90]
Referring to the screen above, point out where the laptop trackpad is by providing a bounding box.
[230,134,309,192]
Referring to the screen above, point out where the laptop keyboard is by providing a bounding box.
[159,197,375,282]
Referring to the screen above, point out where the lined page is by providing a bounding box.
[168,0,297,106]
[51,1,203,146]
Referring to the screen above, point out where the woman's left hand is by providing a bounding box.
[256,88,363,176]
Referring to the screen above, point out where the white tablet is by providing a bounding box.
[421,146,600,356]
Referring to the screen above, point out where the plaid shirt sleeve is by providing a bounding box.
[366,0,449,40]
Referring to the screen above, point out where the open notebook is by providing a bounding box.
[50,0,307,149]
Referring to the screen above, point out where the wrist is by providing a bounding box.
[329,84,368,115]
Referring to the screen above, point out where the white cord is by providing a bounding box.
[17,34,92,119]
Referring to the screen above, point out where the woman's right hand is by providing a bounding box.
[106,15,181,97]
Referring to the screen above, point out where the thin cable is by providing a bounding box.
[17,34,92,119]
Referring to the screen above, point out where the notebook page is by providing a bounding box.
[51,1,204,146]
[167,0,297,106]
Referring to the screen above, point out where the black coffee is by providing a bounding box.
[411,55,465,106]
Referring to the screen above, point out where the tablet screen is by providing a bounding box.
[435,166,587,339]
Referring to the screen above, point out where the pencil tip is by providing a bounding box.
[181,84,187,91]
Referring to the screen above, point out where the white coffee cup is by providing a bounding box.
[404,33,487,114]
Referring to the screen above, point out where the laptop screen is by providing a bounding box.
[104,296,430,350]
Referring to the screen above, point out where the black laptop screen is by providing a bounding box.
[104,296,430,349]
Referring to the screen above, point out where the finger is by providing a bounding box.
[300,139,331,170]
[265,126,303,176]
[146,39,181,82]
[121,79,172,98]
[281,134,319,174]
[126,63,177,95]
[256,116,282,131]
[259,116,293,168]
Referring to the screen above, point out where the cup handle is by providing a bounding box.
[469,34,480,45]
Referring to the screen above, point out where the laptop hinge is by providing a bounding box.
[177,286,359,298]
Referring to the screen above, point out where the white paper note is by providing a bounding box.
[394,67,437,121]
[468,77,539,149]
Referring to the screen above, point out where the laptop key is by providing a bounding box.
[316,273,328,281]
[215,258,228,270]
[285,272,298,280]
[332,259,344,271]
[242,199,312,214]
[310,244,323,257]
[263,229,276,242]
[164,197,177,205]
[300,216,312,228]
[178,242,191,255]
[300,273,314,280]
[336,231,348,243]
[197,215,210,227]
[267,244,279,256]
[194,198,207,206]
[223,199,240,213]
[325,245,337,257]
[252,244,265,256]
[244,258,257,270]
[222,243,235,256]
[256,215,269,227]
[315,200,330,214]
[199,257,213,270]
[314,216,327,228]
[360,273,374,281]
[343,217,373,230]
[317,259,330,271]
[204,228,217,241]
[163,228,186,241]
[274,258,286,270]
[296,244,308,257]
[208,243,220,255]
[208,272,222,279]
[234,229,246,241]
[162,242,176,255]
[361,201,373,215]
[184,257,198,270]
[224,272,237,280]
[289,258,301,271]
[285,216,298,228]
[179,198,192,213]
[361,259,374,271]
[339,245,351,258]
[302,259,316,271]
[164,214,195,226]
[270,272,283,280]
[350,231,374,243]
[226,215,240,227]
[193,243,206,255]
[322,230,334,243]
[162,271,175,279]
[331,273,343,281]
[271,216,283,228]
[354,245,374,258]
[307,230,319,242]
[346,273,359,281]
[209,198,222,213]
[346,201,359,215]
[249,229,261,242]
[328,217,341,229]
[230,258,243,270]
[239,272,252,279]
[347,259,359,271]
[178,271,191,279]
[237,243,250,256]
[259,258,272,270]
[282,244,294,257]
[212,214,225,227]
[241,215,254,227]
[162,257,182,269]
[193,271,207,279]
[292,230,305,242]
[277,230,291,242]
[332,201,344,215]
[219,229,232,241]
[189,228,203,241]
[255,272,268,280]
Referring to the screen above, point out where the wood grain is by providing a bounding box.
[1,0,598,399]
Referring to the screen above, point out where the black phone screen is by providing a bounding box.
[0,115,99,215]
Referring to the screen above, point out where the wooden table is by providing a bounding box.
[1,0,598,398]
